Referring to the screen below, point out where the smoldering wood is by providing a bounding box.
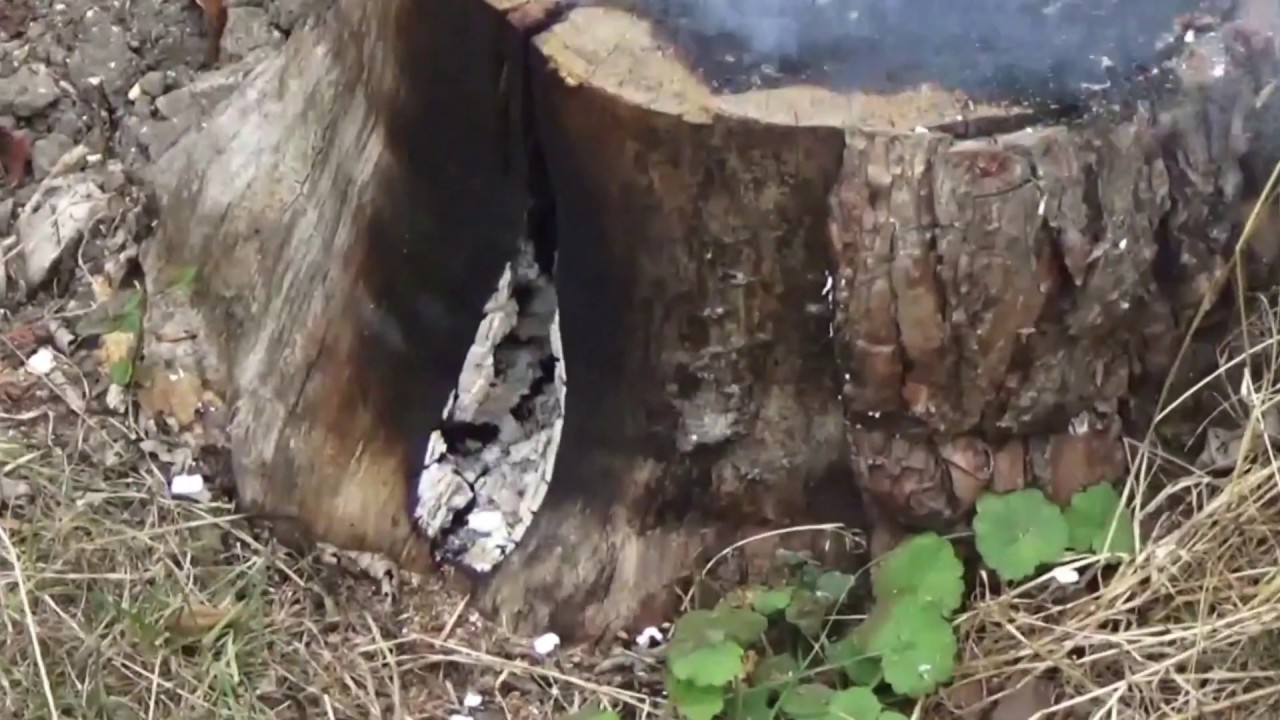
[142,0,1279,644]
[413,240,562,573]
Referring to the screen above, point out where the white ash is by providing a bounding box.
[412,240,563,573]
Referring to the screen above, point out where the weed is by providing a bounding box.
[595,484,1137,720]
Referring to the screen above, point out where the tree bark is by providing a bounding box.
[142,0,1280,642]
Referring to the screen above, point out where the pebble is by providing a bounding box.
[31,133,74,179]
[138,70,167,98]
[0,65,61,117]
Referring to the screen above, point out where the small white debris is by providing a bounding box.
[170,473,207,499]
[463,692,483,709]
[1,478,33,503]
[1050,566,1080,585]
[447,715,472,720]
[467,509,506,534]
[25,347,57,375]
[913,125,929,134]
[636,626,665,649]
[532,632,561,656]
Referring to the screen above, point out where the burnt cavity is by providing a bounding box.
[596,0,1210,106]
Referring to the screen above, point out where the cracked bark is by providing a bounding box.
[141,0,1279,643]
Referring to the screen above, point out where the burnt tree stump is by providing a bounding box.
[142,0,1280,641]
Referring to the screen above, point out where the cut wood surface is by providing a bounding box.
[143,0,1280,641]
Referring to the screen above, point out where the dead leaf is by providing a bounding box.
[137,367,204,427]
[90,274,114,303]
[168,601,235,639]
[96,330,137,369]
[0,127,30,187]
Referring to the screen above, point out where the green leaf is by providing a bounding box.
[815,571,857,603]
[109,358,134,386]
[784,589,828,637]
[826,635,882,687]
[779,683,834,719]
[973,489,1070,582]
[751,653,801,689]
[826,687,883,720]
[859,598,957,698]
[879,713,910,720]
[118,310,142,335]
[1064,483,1136,556]
[669,678,727,720]
[714,607,769,646]
[669,640,745,686]
[752,586,795,616]
[560,706,621,720]
[727,686,775,720]
[872,532,965,617]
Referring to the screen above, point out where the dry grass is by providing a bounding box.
[0,424,657,720]
[4,190,1279,720]
[922,179,1280,719]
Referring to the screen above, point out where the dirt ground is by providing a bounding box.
[4,1,1280,719]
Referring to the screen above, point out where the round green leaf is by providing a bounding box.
[751,653,801,689]
[815,571,857,602]
[779,683,834,719]
[752,586,795,616]
[872,532,965,616]
[825,635,883,687]
[669,641,745,686]
[860,598,957,698]
[671,609,724,645]
[669,678,727,720]
[826,687,883,719]
[785,589,829,637]
[728,686,775,720]
[879,713,910,720]
[974,489,1070,582]
[1064,483,1136,556]
[713,607,770,646]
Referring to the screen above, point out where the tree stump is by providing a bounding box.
[142,0,1280,641]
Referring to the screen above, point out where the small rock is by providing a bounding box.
[138,70,167,98]
[0,65,60,117]
[67,22,137,98]
[532,632,560,656]
[25,346,57,375]
[31,133,74,179]
[221,8,285,60]
[15,174,110,288]
[170,473,208,501]
[270,0,318,32]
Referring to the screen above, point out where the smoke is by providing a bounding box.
[614,0,1207,96]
